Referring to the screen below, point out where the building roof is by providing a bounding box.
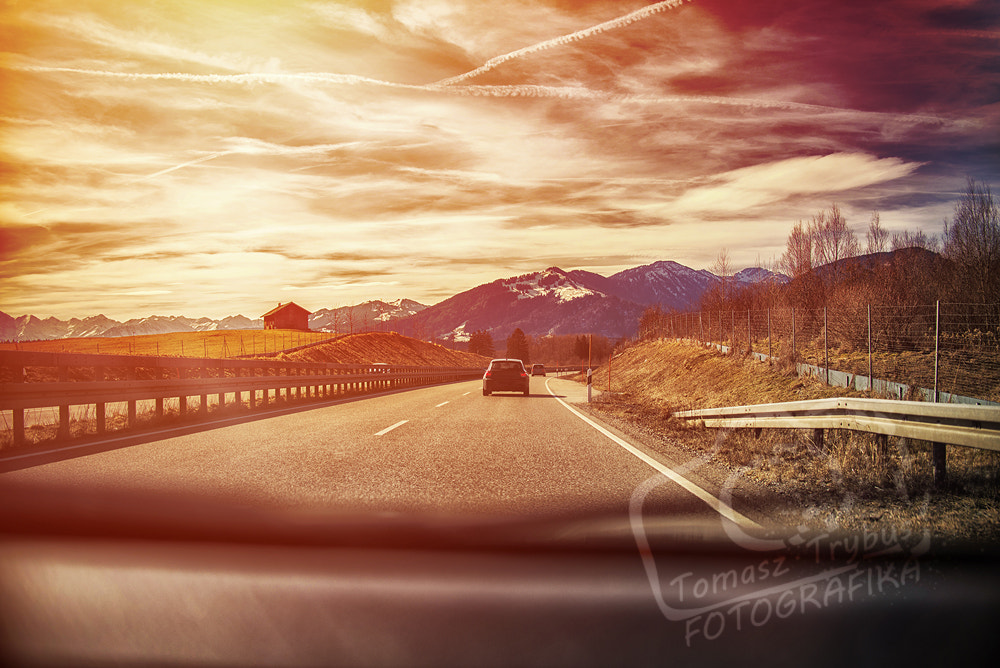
[260,301,311,318]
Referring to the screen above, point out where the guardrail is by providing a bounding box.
[674,397,1000,485]
[0,350,485,447]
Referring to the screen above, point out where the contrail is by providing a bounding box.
[430,0,692,87]
[15,65,429,92]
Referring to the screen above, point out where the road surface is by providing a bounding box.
[0,376,747,526]
[3,377,997,667]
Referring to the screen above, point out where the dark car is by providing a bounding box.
[482,359,530,396]
[530,364,546,377]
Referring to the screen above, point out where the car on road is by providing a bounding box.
[482,358,530,396]
[530,364,546,376]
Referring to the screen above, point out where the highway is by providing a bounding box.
[3,376,999,667]
[0,376,747,526]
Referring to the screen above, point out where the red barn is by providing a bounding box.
[261,302,311,331]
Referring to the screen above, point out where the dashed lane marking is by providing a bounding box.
[374,420,408,436]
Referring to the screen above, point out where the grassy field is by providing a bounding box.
[0,329,339,358]
[583,339,1000,542]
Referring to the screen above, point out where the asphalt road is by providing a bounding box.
[0,376,749,525]
[4,377,998,668]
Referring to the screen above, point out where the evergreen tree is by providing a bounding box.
[506,328,530,364]
[468,330,495,357]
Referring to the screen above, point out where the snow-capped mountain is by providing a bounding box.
[396,267,644,341]
[733,267,789,285]
[0,312,263,341]
[397,261,788,341]
[308,299,427,333]
[500,268,599,303]
[605,260,720,310]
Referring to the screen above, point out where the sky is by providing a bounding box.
[1,0,998,320]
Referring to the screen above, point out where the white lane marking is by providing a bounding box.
[462,392,471,396]
[544,379,761,530]
[435,401,450,408]
[374,420,408,436]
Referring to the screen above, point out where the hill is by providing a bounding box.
[275,332,489,367]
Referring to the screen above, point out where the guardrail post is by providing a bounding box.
[96,365,107,433]
[127,365,137,428]
[933,442,947,489]
[234,367,242,408]
[813,428,824,451]
[58,365,70,439]
[12,363,24,445]
[178,366,187,416]
[217,361,225,411]
[199,364,208,416]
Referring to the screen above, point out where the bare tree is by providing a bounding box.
[811,204,860,268]
[891,229,938,252]
[942,178,999,304]
[779,221,813,279]
[866,210,889,254]
[711,247,733,304]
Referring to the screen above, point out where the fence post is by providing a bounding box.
[767,309,772,362]
[824,307,829,385]
[748,309,752,356]
[933,300,947,488]
[791,307,796,362]
[731,311,735,353]
[867,305,873,395]
[934,300,940,402]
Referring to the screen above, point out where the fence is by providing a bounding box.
[0,350,485,447]
[640,302,1000,404]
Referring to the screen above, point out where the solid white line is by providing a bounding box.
[435,401,450,408]
[374,420,408,436]
[544,379,761,530]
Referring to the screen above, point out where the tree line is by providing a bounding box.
[467,328,612,366]
[696,178,998,319]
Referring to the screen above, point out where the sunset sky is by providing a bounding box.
[2,0,997,320]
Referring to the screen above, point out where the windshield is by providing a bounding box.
[1,1,998,665]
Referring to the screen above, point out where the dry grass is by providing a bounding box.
[278,332,489,367]
[0,329,337,358]
[586,339,1000,543]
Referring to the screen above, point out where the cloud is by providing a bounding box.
[668,153,925,216]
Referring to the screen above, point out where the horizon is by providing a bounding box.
[2,257,770,321]
[2,0,997,321]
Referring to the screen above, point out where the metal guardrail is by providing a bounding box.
[674,397,1000,451]
[0,350,485,446]
[675,397,1000,486]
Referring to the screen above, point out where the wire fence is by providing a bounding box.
[639,302,1000,403]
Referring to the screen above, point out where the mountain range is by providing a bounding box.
[1,261,785,342]
[396,261,784,341]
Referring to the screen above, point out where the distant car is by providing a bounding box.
[530,364,546,376]
[482,359,530,396]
